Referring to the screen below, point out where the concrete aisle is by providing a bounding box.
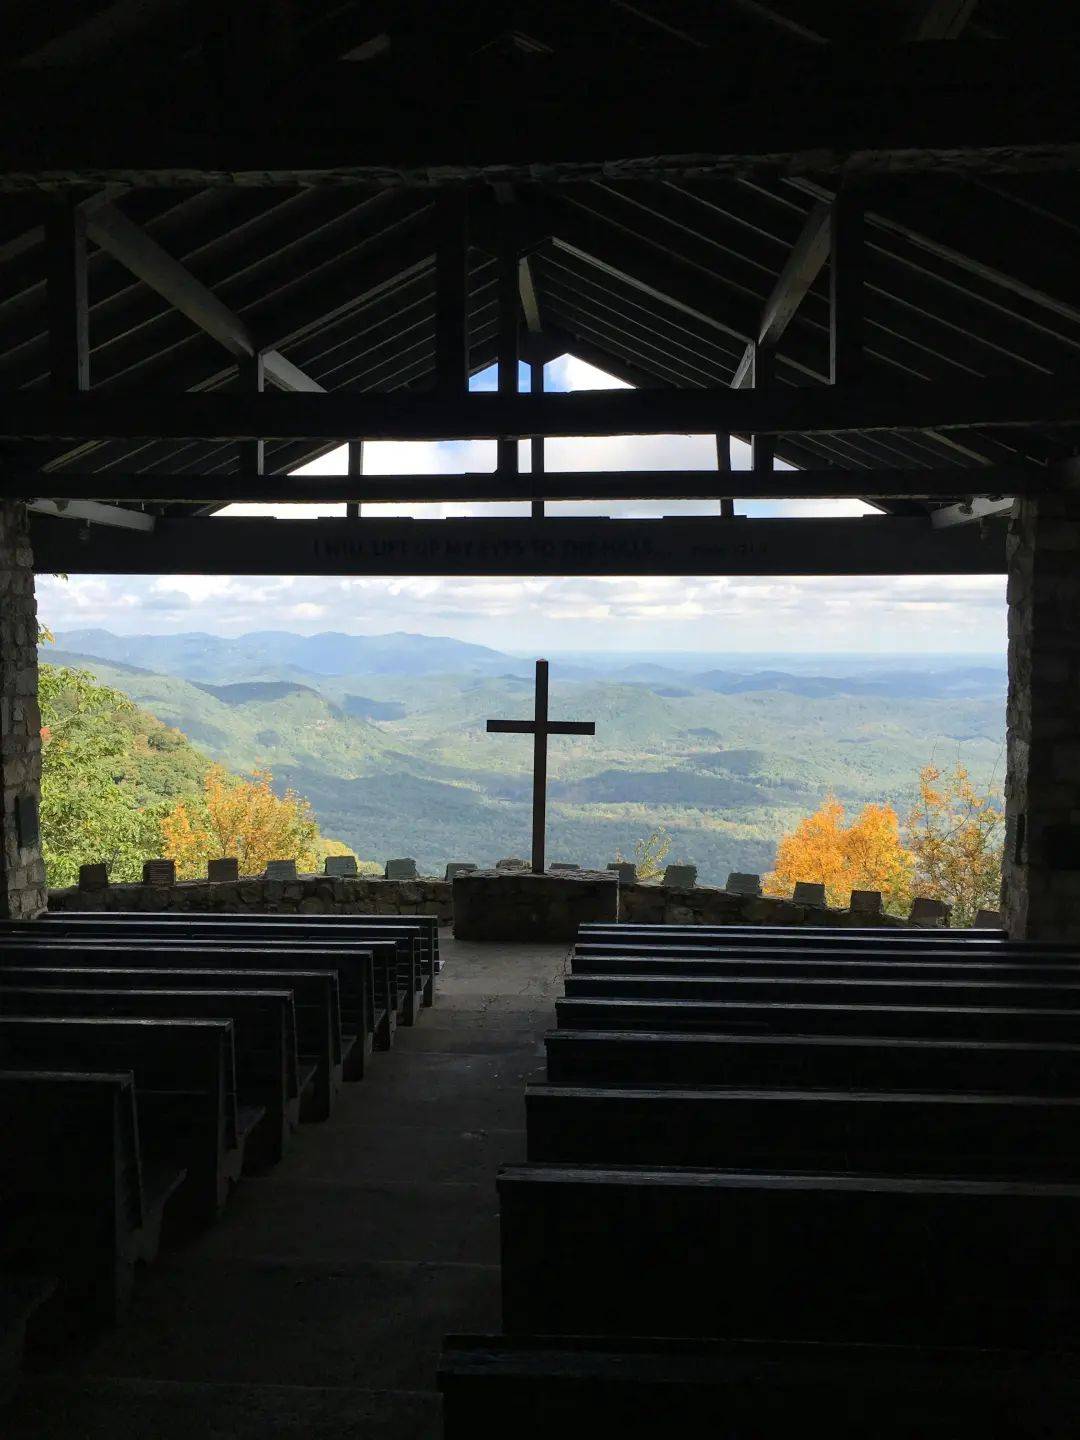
[8,936,568,1440]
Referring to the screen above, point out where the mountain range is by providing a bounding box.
[45,629,1007,882]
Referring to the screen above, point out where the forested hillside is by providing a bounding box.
[46,630,1007,884]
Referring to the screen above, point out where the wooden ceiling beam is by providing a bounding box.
[1,373,1077,440]
[3,44,1080,187]
[2,465,1042,505]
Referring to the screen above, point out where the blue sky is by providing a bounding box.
[36,355,1007,654]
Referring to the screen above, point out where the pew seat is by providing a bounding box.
[439,1334,1080,1439]
[0,1070,185,1334]
[0,1016,243,1226]
[499,1165,1080,1346]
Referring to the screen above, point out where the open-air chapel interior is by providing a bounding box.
[3,1,1080,1434]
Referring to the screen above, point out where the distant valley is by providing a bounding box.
[47,629,1007,883]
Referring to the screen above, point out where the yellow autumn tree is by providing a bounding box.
[161,765,331,879]
[764,795,915,915]
[906,762,1004,927]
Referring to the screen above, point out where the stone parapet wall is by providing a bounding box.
[619,883,911,928]
[48,875,929,932]
[49,874,455,923]
[0,503,46,919]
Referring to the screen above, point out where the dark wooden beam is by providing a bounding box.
[4,466,1042,505]
[530,359,545,519]
[27,514,1007,577]
[751,344,775,474]
[758,202,831,350]
[434,192,469,395]
[5,44,1074,186]
[237,352,264,482]
[830,189,866,387]
[346,438,363,520]
[908,0,979,40]
[2,377,1076,440]
[497,227,520,475]
[46,196,89,394]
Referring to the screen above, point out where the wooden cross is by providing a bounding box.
[486,659,596,874]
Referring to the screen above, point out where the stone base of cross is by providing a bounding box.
[486,659,596,874]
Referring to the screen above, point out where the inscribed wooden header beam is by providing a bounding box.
[3,374,1078,440]
[27,515,1006,578]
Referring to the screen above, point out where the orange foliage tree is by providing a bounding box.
[906,762,1004,927]
[764,795,915,915]
[161,765,326,879]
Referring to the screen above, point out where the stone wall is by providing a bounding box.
[49,873,454,922]
[1003,495,1080,940]
[0,503,46,919]
[619,883,911,928]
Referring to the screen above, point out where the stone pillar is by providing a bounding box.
[1003,494,1080,940]
[0,503,46,917]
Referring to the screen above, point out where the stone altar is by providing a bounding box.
[452,867,618,942]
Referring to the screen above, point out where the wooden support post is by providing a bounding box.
[434,193,469,396]
[716,434,734,516]
[751,345,774,473]
[238,352,264,481]
[347,439,363,520]
[531,360,545,519]
[498,231,520,476]
[46,197,89,393]
[830,189,866,387]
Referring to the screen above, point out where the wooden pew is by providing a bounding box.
[525,1083,1080,1176]
[544,1028,1080,1093]
[439,1335,1080,1440]
[571,952,1080,984]
[0,965,341,1121]
[45,910,443,1002]
[562,974,1080,1008]
[498,1165,1080,1346]
[0,1275,56,1402]
[0,1016,242,1226]
[0,989,294,1168]
[573,937,1072,963]
[0,1071,184,1334]
[0,938,380,1076]
[579,922,1008,942]
[14,916,423,1027]
[554,996,1080,1042]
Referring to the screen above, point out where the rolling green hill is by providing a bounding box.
[46,631,1006,883]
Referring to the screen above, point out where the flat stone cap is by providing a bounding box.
[726,872,762,897]
[663,864,698,888]
[849,889,883,915]
[385,858,418,879]
[792,881,826,905]
[910,896,951,927]
[974,907,1003,928]
[325,855,358,877]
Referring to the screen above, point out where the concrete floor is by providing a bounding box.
[8,935,569,1439]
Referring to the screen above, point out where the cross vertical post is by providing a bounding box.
[486,659,596,874]
[532,659,549,874]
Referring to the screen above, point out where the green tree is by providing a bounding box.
[906,762,1004,926]
[617,824,673,881]
[39,662,163,886]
